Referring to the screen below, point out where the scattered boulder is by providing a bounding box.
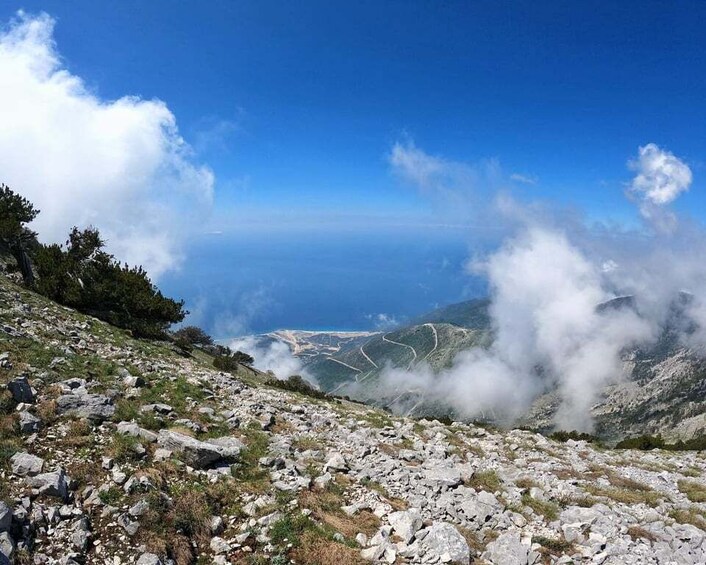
[26,469,70,501]
[141,403,173,415]
[123,375,145,388]
[210,536,232,554]
[10,452,44,476]
[136,554,163,565]
[0,502,11,532]
[157,430,223,468]
[0,531,14,562]
[56,393,114,422]
[325,452,349,473]
[388,508,423,543]
[421,522,471,565]
[18,410,40,434]
[459,490,501,524]
[116,421,158,442]
[206,436,245,460]
[483,531,530,565]
[424,467,462,489]
[7,375,34,403]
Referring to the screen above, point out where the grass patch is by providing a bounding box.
[678,479,706,503]
[291,531,366,565]
[139,485,213,565]
[557,494,596,508]
[99,486,123,506]
[361,411,393,429]
[669,506,706,530]
[585,485,661,507]
[467,470,502,493]
[532,535,572,555]
[230,423,270,492]
[140,376,205,415]
[515,477,538,490]
[627,525,658,542]
[108,432,142,463]
[270,513,318,546]
[521,493,559,521]
[293,436,322,452]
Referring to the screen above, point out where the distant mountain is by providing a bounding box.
[411,297,491,329]
[258,294,706,440]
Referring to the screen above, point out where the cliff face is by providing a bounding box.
[0,276,705,565]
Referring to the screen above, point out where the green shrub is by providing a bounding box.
[266,375,327,399]
[550,430,597,443]
[173,326,213,347]
[615,434,706,451]
[0,183,39,283]
[616,434,665,450]
[99,486,123,506]
[31,225,185,338]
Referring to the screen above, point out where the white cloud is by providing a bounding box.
[376,141,706,430]
[366,313,399,330]
[389,140,452,191]
[0,11,214,278]
[228,335,316,384]
[388,139,502,209]
[628,143,691,231]
[510,173,538,185]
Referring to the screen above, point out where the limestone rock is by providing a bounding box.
[388,508,423,543]
[7,375,34,403]
[56,393,114,421]
[10,452,44,476]
[157,430,223,468]
[483,531,530,565]
[421,522,470,565]
[18,410,40,434]
[26,469,70,501]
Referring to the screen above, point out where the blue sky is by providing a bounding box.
[2,1,706,334]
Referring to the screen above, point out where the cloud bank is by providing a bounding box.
[228,336,315,384]
[380,140,705,430]
[0,11,214,278]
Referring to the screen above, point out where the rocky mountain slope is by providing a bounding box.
[1,275,706,564]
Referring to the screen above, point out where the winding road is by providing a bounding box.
[382,332,417,369]
[422,323,438,360]
[326,357,362,373]
[360,343,378,368]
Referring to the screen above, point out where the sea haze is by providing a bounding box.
[160,227,486,337]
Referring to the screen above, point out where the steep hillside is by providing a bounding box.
[269,296,706,441]
[1,276,706,565]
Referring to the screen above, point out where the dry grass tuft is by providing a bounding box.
[0,414,17,440]
[627,525,658,542]
[521,493,559,521]
[515,477,538,490]
[585,485,661,507]
[677,479,706,503]
[299,488,381,537]
[36,399,57,425]
[291,531,366,565]
[467,470,502,493]
[669,506,706,530]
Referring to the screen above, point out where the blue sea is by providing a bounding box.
[160,227,487,338]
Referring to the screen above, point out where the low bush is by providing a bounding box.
[549,430,598,443]
[266,375,327,399]
[615,434,706,451]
